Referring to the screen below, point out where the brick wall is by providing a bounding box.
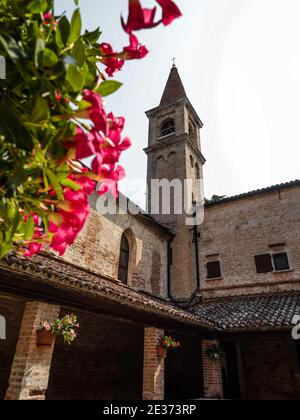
[5,301,60,400]
[201,339,223,399]
[143,328,164,400]
[47,308,144,400]
[0,293,25,400]
[63,197,169,298]
[240,333,300,400]
[200,186,300,298]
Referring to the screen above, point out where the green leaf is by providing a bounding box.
[45,169,63,200]
[56,16,70,47]
[61,179,81,191]
[68,9,82,45]
[71,39,85,67]
[0,103,33,151]
[96,80,123,97]
[34,38,45,67]
[84,28,101,44]
[66,64,86,92]
[42,48,58,67]
[31,96,49,122]
[27,0,48,13]
[0,35,26,64]
[22,218,35,240]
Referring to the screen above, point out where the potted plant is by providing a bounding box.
[37,314,79,346]
[205,344,225,362]
[37,321,54,346]
[157,336,181,358]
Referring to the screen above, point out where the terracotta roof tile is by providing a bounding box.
[189,292,300,332]
[206,180,300,207]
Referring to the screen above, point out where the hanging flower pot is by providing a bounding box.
[157,346,168,359]
[205,344,225,362]
[157,336,181,358]
[36,329,54,346]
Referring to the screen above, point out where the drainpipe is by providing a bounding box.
[192,219,201,290]
[167,238,174,299]
[167,219,201,308]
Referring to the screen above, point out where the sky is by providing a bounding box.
[56,0,300,207]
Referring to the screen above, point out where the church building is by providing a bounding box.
[0,66,300,400]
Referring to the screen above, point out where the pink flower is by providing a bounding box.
[82,90,109,135]
[155,0,182,26]
[121,0,159,33]
[99,43,124,77]
[43,11,58,29]
[66,127,96,160]
[121,0,181,34]
[121,34,149,60]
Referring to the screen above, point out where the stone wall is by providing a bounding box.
[200,186,300,299]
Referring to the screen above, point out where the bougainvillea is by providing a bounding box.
[0,0,181,258]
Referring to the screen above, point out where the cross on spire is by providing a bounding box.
[172,57,176,68]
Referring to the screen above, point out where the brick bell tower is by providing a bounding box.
[144,65,206,299]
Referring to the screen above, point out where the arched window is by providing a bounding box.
[118,233,130,285]
[161,119,175,137]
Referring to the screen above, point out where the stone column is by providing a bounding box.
[143,327,165,400]
[202,339,224,399]
[5,301,60,400]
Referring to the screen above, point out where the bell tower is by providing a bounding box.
[144,65,206,299]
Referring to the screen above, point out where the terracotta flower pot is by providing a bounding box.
[157,346,168,359]
[36,329,54,346]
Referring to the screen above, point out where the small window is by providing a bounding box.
[255,254,273,273]
[273,253,290,271]
[207,261,221,279]
[118,233,130,285]
[190,155,195,168]
[161,119,175,137]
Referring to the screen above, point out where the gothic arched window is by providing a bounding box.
[118,233,130,285]
[161,119,175,137]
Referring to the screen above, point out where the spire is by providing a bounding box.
[159,65,187,107]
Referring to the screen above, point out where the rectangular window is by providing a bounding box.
[255,254,273,273]
[273,252,290,272]
[207,261,221,279]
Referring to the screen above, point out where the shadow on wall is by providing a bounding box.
[46,308,144,400]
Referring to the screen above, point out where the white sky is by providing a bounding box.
[57,0,300,207]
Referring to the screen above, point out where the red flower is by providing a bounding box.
[43,11,58,29]
[50,179,92,256]
[76,90,109,135]
[121,34,149,60]
[121,0,159,33]
[66,127,96,160]
[99,43,124,77]
[155,0,182,26]
[121,0,181,34]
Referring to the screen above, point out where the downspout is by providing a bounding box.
[193,218,201,290]
[167,238,174,299]
[167,219,202,308]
